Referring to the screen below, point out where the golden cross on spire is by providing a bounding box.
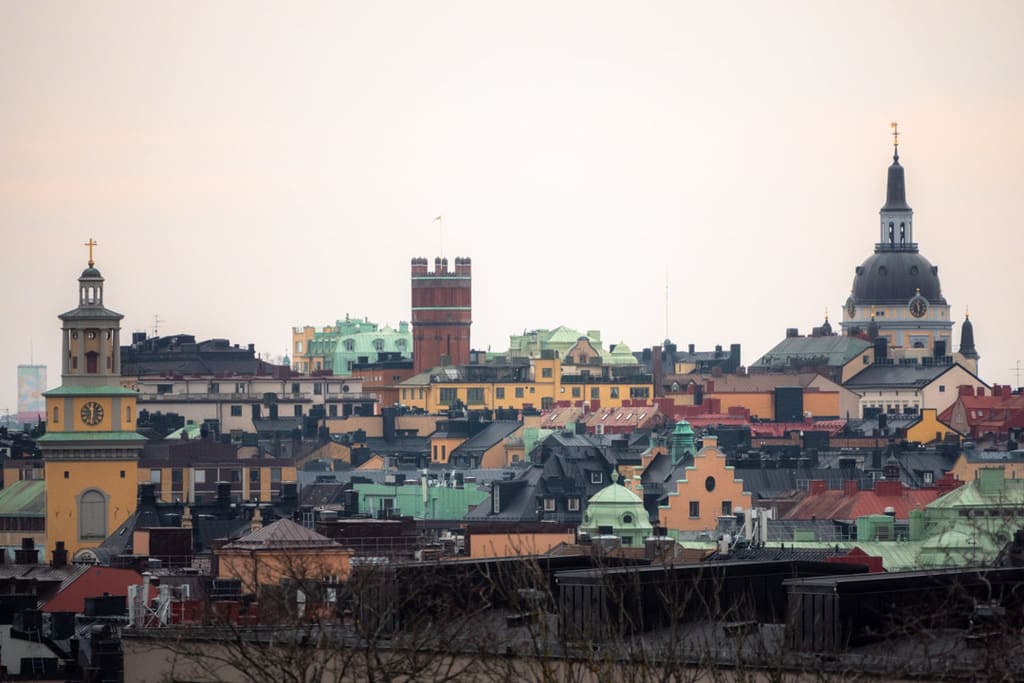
[84,238,97,267]
[891,121,900,149]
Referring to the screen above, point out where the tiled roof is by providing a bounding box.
[42,566,143,613]
[222,518,339,550]
[843,363,971,389]
[0,480,46,516]
[668,372,829,393]
[783,484,940,521]
[752,336,871,369]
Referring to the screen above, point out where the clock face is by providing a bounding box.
[909,298,928,318]
[845,297,856,318]
[80,401,104,426]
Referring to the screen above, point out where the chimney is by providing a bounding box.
[843,480,859,497]
[786,328,799,338]
[15,538,37,565]
[808,480,827,495]
[51,541,68,569]
[139,482,157,506]
[688,343,695,354]
[217,482,232,506]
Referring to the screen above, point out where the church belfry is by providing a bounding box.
[878,122,914,251]
[38,242,144,560]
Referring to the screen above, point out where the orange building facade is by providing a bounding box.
[658,436,752,533]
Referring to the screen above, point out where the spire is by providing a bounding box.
[882,134,911,213]
[959,310,979,359]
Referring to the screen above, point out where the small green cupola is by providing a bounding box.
[579,471,653,547]
[670,419,696,465]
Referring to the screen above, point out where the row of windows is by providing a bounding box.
[543,497,580,512]
[687,500,733,519]
[425,384,640,405]
[150,468,283,484]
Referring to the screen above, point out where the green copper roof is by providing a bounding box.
[38,430,147,443]
[588,480,644,506]
[166,422,203,440]
[354,482,487,520]
[752,335,871,370]
[0,480,46,517]
[43,385,138,397]
[607,341,638,365]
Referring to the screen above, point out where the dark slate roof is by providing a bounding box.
[704,546,842,563]
[450,421,520,457]
[299,482,349,507]
[843,362,960,389]
[59,306,124,321]
[851,250,945,305]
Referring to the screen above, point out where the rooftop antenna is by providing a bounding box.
[433,215,444,257]
[664,269,669,341]
[153,314,164,337]
[1012,360,1023,387]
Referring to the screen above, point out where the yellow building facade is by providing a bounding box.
[37,247,145,560]
[399,357,653,414]
[658,436,751,534]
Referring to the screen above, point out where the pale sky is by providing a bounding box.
[2,2,1022,414]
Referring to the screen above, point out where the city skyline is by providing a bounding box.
[3,2,1023,412]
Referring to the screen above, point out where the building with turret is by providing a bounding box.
[37,243,146,560]
[411,257,472,373]
[840,126,979,375]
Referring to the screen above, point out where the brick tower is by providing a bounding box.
[411,256,472,373]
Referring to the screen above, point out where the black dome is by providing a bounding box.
[80,266,103,279]
[851,251,945,305]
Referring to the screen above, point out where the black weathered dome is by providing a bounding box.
[80,266,103,279]
[851,251,945,305]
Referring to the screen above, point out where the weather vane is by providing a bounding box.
[891,121,900,154]
[84,238,97,267]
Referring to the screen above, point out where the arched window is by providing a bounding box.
[373,339,385,351]
[53,406,59,424]
[86,351,99,374]
[343,339,355,352]
[79,489,107,539]
[126,405,132,423]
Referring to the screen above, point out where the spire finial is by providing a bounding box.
[965,305,970,320]
[83,238,97,267]
[824,307,829,321]
[890,121,900,160]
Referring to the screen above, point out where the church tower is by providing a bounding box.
[38,241,144,560]
[841,125,953,354]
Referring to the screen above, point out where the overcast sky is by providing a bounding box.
[2,1,1022,414]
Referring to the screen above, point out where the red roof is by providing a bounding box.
[42,566,144,613]
[783,480,941,522]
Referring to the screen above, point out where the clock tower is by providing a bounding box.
[37,241,145,560]
[840,126,954,353]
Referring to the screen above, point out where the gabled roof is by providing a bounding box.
[450,421,521,456]
[42,566,143,613]
[669,372,835,392]
[0,480,46,516]
[783,483,940,521]
[752,336,871,370]
[843,362,984,390]
[221,518,339,550]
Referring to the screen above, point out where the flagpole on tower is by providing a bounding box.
[433,215,444,257]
